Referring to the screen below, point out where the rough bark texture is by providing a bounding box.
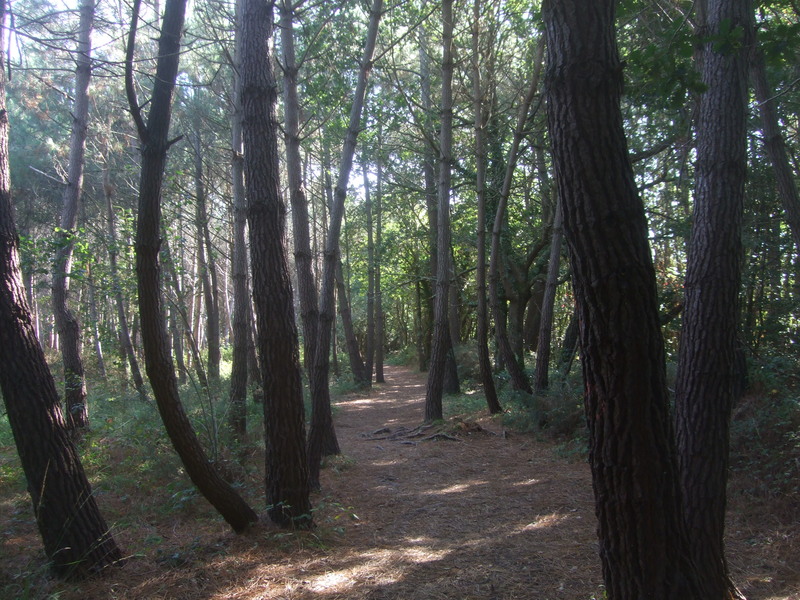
[280,0,319,375]
[0,8,123,575]
[240,0,312,527]
[51,0,94,429]
[308,0,382,488]
[228,0,248,438]
[424,0,455,422]
[471,0,501,414]
[544,1,708,597]
[674,1,751,597]
[127,0,257,532]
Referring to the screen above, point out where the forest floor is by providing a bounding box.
[2,364,800,599]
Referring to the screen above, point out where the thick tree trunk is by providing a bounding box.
[239,0,312,528]
[544,1,708,597]
[308,0,382,488]
[674,1,751,597]
[228,0,248,438]
[535,198,563,393]
[424,0,455,422]
[52,0,94,430]
[471,0,501,414]
[126,0,257,532]
[0,10,123,574]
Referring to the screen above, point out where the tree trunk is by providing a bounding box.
[674,1,751,597]
[471,0,501,414]
[126,0,257,532]
[544,1,708,596]
[240,0,312,528]
[487,37,544,395]
[52,0,94,430]
[228,0,248,438]
[192,127,221,382]
[85,261,107,380]
[336,253,369,384]
[535,198,563,393]
[374,123,385,384]
[424,0,455,422]
[363,161,376,381]
[751,48,800,251]
[0,10,123,574]
[308,0,382,488]
[280,0,319,375]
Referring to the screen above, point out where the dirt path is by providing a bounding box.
[26,365,800,599]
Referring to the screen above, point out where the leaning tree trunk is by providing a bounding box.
[240,0,312,528]
[52,0,94,430]
[674,1,751,598]
[125,0,257,532]
[471,0,501,414]
[544,0,709,597]
[308,0,382,489]
[0,8,122,574]
[424,0,455,422]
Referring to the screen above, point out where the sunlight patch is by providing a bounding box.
[520,512,568,531]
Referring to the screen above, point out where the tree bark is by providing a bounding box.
[363,161,376,381]
[308,0,382,488]
[544,1,708,596]
[51,0,94,430]
[228,0,248,438]
[280,0,319,375]
[674,1,751,597]
[471,0,501,414]
[424,0,455,422]
[126,0,257,532]
[0,7,123,574]
[240,0,312,527]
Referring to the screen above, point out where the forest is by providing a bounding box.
[0,0,798,598]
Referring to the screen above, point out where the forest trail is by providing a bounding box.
[14,365,800,600]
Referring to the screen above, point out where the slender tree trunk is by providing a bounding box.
[374,132,385,384]
[85,261,106,380]
[192,128,220,382]
[280,0,319,374]
[240,0,312,528]
[228,0,248,438]
[488,37,544,395]
[472,0,501,414]
[0,8,123,574]
[751,48,800,251]
[535,198,563,393]
[363,161,376,381]
[424,0,455,422]
[674,1,751,597]
[544,1,708,596]
[52,0,94,430]
[335,254,369,384]
[126,0,257,532]
[308,0,382,488]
